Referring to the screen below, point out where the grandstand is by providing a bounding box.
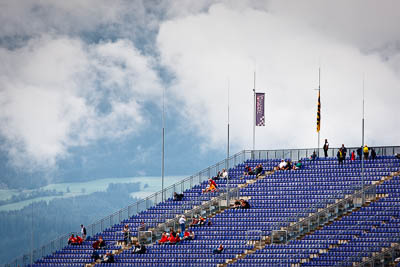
[6,146,400,267]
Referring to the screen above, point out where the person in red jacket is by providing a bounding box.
[68,234,76,245]
[159,232,168,244]
[75,235,83,245]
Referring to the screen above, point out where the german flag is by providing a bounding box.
[317,90,321,132]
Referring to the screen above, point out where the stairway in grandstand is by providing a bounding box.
[18,152,400,267]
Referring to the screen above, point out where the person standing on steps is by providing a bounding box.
[323,139,329,158]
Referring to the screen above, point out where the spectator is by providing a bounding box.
[101,252,115,263]
[213,171,222,180]
[323,139,329,158]
[91,250,100,261]
[159,232,168,244]
[221,169,228,179]
[198,215,206,225]
[138,221,146,232]
[213,244,224,254]
[132,243,146,254]
[68,234,76,245]
[310,151,317,160]
[337,148,345,165]
[363,145,369,160]
[183,230,195,240]
[240,199,250,209]
[293,160,302,170]
[244,165,254,175]
[202,179,218,193]
[254,164,263,177]
[179,215,186,233]
[357,147,362,160]
[122,224,131,245]
[276,160,287,171]
[371,148,376,160]
[285,161,292,170]
[190,216,200,227]
[351,151,356,161]
[81,224,87,240]
[75,235,83,245]
[232,199,241,209]
[98,236,106,248]
[396,154,400,160]
[168,231,179,244]
[341,144,347,158]
[173,192,184,201]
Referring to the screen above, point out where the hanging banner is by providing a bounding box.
[255,92,265,126]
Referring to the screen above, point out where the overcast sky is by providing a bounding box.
[0,0,399,188]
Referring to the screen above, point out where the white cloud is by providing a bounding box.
[0,36,162,170]
[157,3,400,153]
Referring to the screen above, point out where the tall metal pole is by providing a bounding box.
[253,71,256,151]
[227,78,230,203]
[162,87,165,202]
[361,75,365,202]
[30,178,33,265]
[318,68,321,157]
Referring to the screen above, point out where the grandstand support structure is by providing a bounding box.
[219,170,400,267]
[6,146,400,267]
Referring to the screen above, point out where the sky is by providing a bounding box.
[0,0,399,189]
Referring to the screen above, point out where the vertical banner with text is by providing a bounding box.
[255,92,265,126]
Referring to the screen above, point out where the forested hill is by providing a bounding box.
[0,182,141,264]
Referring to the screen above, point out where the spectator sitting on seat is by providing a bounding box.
[132,242,146,254]
[337,148,345,165]
[285,161,292,170]
[371,148,376,160]
[351,151,355,161]
[198,215,206,225]
[244,165,254,175]
[168,231,179,244]
[293,160,302,170]
[183,230,195,240]
[101,252,114,263]
[173,192,184,201]
[240,199,250,209]
[232,199,241,209]
[91,250,100,261]
[275,160,287,171]
[68,234,76,245]
[254,164,263,177]
[190,216,200,227]
[213,171,222,180]
[221,169,228,179]
[75,235,83,245]
[99,237,106,248]
[213,244,224,254]
[310,151,317,160]
[159,232,168,244]
[137,221,146,232]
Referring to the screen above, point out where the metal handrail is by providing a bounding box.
[6,145,400,266]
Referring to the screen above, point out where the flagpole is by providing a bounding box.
[161,87,165,202]
[318,68,320,157]
[253,71,256,151]
[361,74,365,203]
[227,78,230,203]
